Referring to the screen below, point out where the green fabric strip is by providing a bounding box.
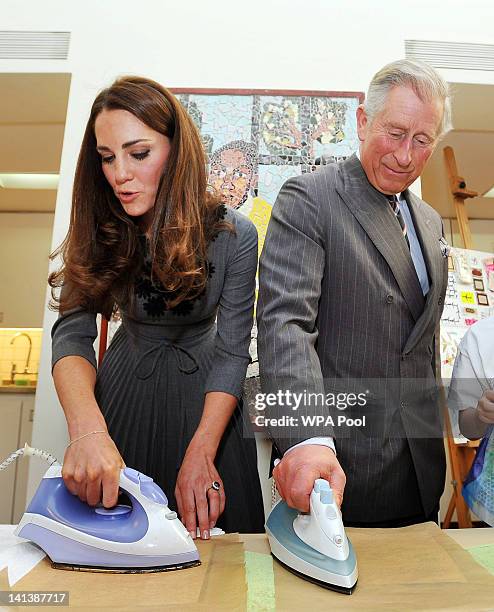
[468,544,494,575]
[245,551,276,611]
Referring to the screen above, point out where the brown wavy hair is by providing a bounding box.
[49,76,230,318]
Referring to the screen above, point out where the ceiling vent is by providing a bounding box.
[405,39,494,71]
[0,31,70,60]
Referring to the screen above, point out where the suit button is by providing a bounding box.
[438,297,443,305]
[386,295,394,304]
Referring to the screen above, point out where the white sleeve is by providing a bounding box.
[284,437,336,455]
[448,348,484,413]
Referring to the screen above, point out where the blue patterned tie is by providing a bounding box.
[387,194,410,250]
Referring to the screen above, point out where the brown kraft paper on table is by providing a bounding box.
[267,522,494,611]
[2,525,494,610]
[0,534,247,611]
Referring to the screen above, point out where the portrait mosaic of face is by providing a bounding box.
[209,141,257,209]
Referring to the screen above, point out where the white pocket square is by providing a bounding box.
[439,237,450,258]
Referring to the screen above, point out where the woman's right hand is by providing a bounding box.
[62,432,125,508]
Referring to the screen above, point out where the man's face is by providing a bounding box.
[210,149,253,209]
[357,85,443,195]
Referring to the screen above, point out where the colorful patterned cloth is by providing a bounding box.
[463,426,494,526]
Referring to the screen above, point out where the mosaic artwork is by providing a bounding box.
[440,247,494,438]
[177,90,362,261]
[175,89,363,381]
[441,246,494,379]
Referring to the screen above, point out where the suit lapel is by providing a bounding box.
[336,155,425,322]
[402,190,443,353]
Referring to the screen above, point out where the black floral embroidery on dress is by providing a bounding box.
[137,259,205,319]
[135,204,226,318]
[217,202,227,220]
[142,294,167,318]
[135,270,154,300]
[208,203,227,243]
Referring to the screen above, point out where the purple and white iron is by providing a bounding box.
[14,461,200,572]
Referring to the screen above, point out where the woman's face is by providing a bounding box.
[95,109,171,231]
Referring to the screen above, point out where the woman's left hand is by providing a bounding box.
[175,444,225,540]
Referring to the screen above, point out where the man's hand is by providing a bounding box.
[477,390,494,424]
[273,445,346,512]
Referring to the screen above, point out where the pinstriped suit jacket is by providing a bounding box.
[257,154,448,522]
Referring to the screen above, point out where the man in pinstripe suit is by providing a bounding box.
[257,60,450,527]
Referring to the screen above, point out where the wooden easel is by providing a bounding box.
[442,146,480,528]
[443,146,477,249]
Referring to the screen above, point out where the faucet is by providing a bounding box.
[10,332,34,384]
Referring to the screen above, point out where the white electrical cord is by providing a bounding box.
[271,458,281,507]
[0,443,59,472]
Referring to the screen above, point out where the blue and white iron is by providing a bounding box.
[15,462,200,572]
[266,479,358,594]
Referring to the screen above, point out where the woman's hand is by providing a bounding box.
[175,391,236,539]
[62,432,125,508]
[175,443,225,540]
[53,356,124,507]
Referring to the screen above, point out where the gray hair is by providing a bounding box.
[364,59,451,138]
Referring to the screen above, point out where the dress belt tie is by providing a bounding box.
[134,341,199,380]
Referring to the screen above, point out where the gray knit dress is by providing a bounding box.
[51,206,265,533]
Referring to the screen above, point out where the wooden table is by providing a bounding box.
[1,525,493,610]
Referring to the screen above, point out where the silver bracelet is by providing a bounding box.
[67,430,107,448]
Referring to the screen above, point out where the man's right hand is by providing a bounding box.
[273,444,346,512]
[62,432,125,508]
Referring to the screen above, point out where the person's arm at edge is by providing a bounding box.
[448,341,494,439]
[257,174,345,511]
[51,310,124,507]
[176,212,258,538]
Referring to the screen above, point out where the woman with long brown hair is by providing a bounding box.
[49,76,264,537]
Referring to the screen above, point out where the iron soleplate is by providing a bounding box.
[52,559,201,574]
[272,553,356,595]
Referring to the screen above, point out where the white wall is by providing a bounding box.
[0,213,54,327]
[2,0,494,499]
[449,219,494,252]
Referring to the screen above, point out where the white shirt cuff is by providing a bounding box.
[284,437,336,455]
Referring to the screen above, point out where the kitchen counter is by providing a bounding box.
[0,385,36,394]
